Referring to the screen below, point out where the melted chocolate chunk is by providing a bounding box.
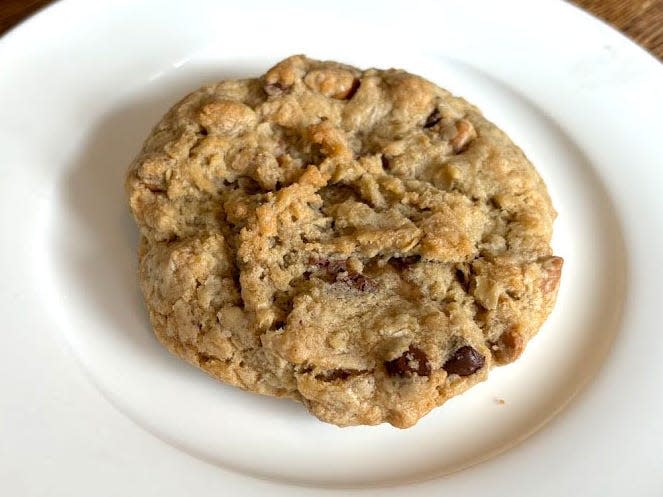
[338,272,377,292]
[385,346,431,377]
[309,257,348,276]
[389,255,421,270]
[424,108,442,128]
[454,268,471,293]
[315,369,363,381]
[443,346,485,376]
[345,78,361,99]
[264,81,291,96]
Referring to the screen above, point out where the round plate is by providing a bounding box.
[2,1,662,495]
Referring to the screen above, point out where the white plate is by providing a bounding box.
[1,0,662,495]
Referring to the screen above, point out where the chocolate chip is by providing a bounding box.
[310,257,348,275]
[144,183,166,194]
[308,257,376,291]
[315,369,357,381]
[238,176,263,195]
[197,352,216,366]
[319,184,359,205]
[338,272,377,292]
[381,155,391,170]
[389,255,421,270]
[308,142,326,163]
[455,268,471,293]
[296,363,314,375]
[424,108,442,128]
[264,81,291,96]
[401,255,421,264]
[329,261,349,274]
[345,78,361,99]
[505,290,520,300]
[443,346,485,376]
[385,345,431,377]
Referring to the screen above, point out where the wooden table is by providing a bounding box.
[1,0,662,59]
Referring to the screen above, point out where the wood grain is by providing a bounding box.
[574,0,663,59]
[0,0,51,36]
[0,0,662,59]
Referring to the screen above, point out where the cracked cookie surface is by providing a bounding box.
[126,55,563,428]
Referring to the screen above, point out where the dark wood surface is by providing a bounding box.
[0,0,51,36]
[1,0,661,59]
[575,0,662,58]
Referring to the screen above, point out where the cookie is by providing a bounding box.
[126,55,563,428]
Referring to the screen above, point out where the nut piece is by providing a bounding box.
[197,100,257,135]
[385,345,431,377]
[540,256,564,294]
[491,327,524,364]
[443,345,485,376]
[304,69,360,99]
[307,121,352,158]
[263,55,306,96]
[450,119,476,153]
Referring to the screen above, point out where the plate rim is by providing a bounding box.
[1,0,662,495]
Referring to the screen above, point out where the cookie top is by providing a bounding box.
[126,55,562,428]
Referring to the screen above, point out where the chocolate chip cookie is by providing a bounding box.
[126,55,563,428]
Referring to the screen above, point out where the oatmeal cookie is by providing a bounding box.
[126,55,562,428]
